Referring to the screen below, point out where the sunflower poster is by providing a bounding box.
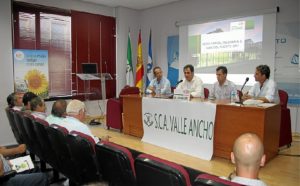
[13,49,49,98]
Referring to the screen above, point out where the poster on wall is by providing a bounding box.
[167,35,179,87]
[13,49,49,98]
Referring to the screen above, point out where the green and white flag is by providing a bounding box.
[126,32,134,86]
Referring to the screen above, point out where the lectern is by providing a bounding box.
[76,73,112,100]
[99,73,113,100]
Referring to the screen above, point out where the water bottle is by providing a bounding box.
[230,90,236,103]
[156,86,161,95]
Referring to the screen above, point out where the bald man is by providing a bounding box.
[46,99,67,124]
[230,133,267,186]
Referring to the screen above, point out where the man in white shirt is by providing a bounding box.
[146,66,171,95]
[243,65,278,103]
[176,64,204,98]
[61,99,99,143]
[230,133,267,186]
[210,66,236,100]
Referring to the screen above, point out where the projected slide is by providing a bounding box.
[188,15,263,69]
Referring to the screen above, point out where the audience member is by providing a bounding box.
[0,154,48,186]
[62,99,99,143]
[0,145,26,157]
[176,64,204,98]
[30,97,47,119]
[242,65,278,103]
[6,93,15,108]
[210,66,237,100]
[146,66,171,95]
[230,133,267,186]
[22,92,38,112]
[12,92,24,111]
[46,99,67,125]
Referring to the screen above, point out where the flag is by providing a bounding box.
[135,30,144,91]
[126,32,134,86]
[146,29,153,87]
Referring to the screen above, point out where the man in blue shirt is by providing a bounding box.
[210,66,236,100]
[146,66,171,95]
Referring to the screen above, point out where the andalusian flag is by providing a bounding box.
[126,32,134,86]
[146,29,153,87]
[135,30,144,90]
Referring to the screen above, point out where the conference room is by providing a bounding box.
[0,0,299,185]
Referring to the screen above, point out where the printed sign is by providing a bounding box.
[142,97,216,160]
[13,49,49,98]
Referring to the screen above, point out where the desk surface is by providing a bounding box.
[90,126,300,186]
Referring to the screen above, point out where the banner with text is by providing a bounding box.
[142,98,216,160]
[13,49,49,98]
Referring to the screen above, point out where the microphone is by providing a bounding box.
[236,77,249,104]
[241,77,249,91]
[175,80,183,87]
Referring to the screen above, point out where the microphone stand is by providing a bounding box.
[235,79,248,105]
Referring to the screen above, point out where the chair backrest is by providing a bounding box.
[13,111,31,151]
[194,174,243,186]
[278,89,288,108]
[66,131,100,184]
[47,124,77,180]
[5,108,23,144]
[135,154,191,186]
[119,86,140,105]
[204,88,209,99]
[95,141,136,186]
[22,113,44,158]
[119,86,140,96]
[33,118,59,169]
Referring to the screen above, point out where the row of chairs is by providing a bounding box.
[5,107,242,185]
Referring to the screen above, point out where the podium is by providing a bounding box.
[99,73,113,100]
[76,73,112,100]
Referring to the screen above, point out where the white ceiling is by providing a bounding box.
[78,0,183,10]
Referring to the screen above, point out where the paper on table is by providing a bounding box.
[243,99,264,105]
[257,103,276,108]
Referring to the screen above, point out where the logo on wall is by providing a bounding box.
[143,113,154,127]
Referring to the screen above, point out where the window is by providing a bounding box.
[13,3,72,97]
[13,2,116,99]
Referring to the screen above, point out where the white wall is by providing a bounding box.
[138,0,276,74]
[0,0,15,145]
[115,7,140,95]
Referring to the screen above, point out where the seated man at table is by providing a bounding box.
[46,99,67,125]
[146,66,171,95]
[242,65,278,103]
[62,99,99,143]
[176,64,204,98]
[230,133,267,186]
[210,66,236,100]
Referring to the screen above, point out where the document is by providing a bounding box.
[9,155,34,173]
